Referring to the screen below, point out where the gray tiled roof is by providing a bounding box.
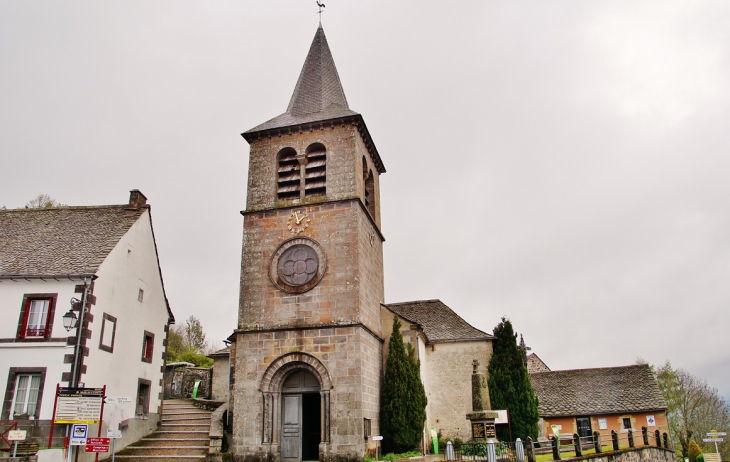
[208,346,230,358]
[530,365,668,417]
[384,299,494,343]
[0,205,146,277]
[245,25,358,134]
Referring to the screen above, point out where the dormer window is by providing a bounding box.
[276,145,326,201]
[277,148,301,200]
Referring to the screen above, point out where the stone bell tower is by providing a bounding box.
[230,25,386,462]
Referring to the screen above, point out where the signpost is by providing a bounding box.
[705,431,726,458]
[373,435,383,460]
[104,397,132,405]
[8,430,26,458]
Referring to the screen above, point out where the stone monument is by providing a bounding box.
[466,360,499,441]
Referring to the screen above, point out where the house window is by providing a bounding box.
[12,375,41,418]
[138,289,144,303]
[1,367,47,420]
[136,379,151,416]
[141,331,154,363]
[17,295,57,339]
[623,417,632,430]
[99,313,117,353]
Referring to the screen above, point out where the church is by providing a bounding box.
[229,25,495,462]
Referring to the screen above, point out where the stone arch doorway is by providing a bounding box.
[260,352,332,461]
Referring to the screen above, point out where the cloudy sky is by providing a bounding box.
[2,1,728,400]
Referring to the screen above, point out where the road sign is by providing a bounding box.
[70,424,88,445]
[372,436,383,441]
[104,396,133,404]
[8,430,26,441]
[703,438,724,443]
[85,445,110,453]
[707,432,727,437]
[107,428,122,438]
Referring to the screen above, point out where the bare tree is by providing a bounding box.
[25,194,65,209]
[652,361,730,460]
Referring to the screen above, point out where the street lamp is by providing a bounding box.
[62,300,79,331]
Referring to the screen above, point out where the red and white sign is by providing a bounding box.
[85,445,110,453]
[86,438,110,445]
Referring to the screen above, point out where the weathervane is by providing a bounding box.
[317,1,325,24]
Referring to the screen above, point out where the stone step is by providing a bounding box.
[160,424,209,431]
[119,446,209,456]
[140,438,210,447]
[114,456,205,462]
[147,431,209,439]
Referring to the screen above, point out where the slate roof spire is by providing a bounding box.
[287,25,349,116]
[244,25,359,135]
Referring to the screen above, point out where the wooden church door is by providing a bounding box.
[281,394,302,461]
[281,370,321,462]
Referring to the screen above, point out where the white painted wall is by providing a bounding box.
[0,279,78,420]
[84,209,169,416]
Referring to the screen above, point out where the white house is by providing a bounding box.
[0,190,174,460]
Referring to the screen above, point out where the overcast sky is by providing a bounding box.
[2,1,728,401]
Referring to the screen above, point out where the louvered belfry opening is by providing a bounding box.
[304,143,327,198]
[277,147,301,200]
[363,156,375,217]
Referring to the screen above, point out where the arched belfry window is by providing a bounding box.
[277,148,301,200]
[304,143,326,198]
[363,156,375,217]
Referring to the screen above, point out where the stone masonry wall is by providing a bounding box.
[570,446,675,462]
[239,200,382,336]
[245,123,374,213]
[231,325,381,459]
[423,341,492,442]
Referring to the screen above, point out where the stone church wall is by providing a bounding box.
[230,325,382,460]
[423,341,492,442]
[245,124,365,213]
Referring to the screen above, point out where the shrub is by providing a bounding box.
[688,440,702,462]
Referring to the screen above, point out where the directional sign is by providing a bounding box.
[87,438,110,445]
[104,396,133,404]
[703,438,724,443]
[107,428,122,438]
[8,430,26,441]
[85,445,110,453]
[372,436,383,441]
[707,432,727,437]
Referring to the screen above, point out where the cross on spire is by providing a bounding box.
[316,1,325,25]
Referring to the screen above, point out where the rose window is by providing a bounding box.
[277,244,319,287]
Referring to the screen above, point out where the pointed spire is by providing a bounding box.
[287,25,349,116]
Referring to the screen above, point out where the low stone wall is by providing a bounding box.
[568,446,675,462]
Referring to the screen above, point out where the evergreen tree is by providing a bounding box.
[381,316,428,454]
[487,317,539,441]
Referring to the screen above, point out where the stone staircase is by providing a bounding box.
[114,399,211,462]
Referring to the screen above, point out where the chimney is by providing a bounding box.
[128,189,148,209]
